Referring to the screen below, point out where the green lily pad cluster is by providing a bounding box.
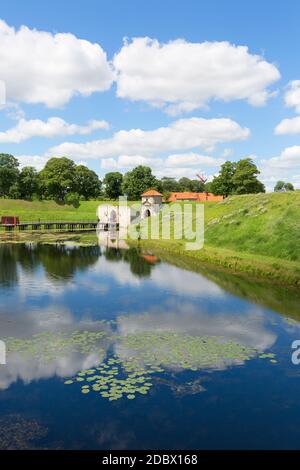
[64,332,261,401]
[118,332,257,371]
[3,328,278,401]
[258,352,278,363]
[5,330,108,363]
[64,357,154,401]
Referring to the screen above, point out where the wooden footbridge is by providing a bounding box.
[0,221,99,232]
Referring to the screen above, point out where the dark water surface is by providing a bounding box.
[0,243,300,450]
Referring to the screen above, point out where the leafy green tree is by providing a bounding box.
[39,157,77,202]
[0,154,19,197]
[190,179,205,192]
[122,166,159,200]
[65,191,80,208]
[8,182,21,199]
[18,166,38,200]
[178,177,192,191]
[284,182,294,191]
[103,172,123,199]
[210,159,265,196]
[210,161,237,196]
[177,177,205,192]
[232,158,265,194]
[274,180,285,192]
[75,165,101,200]
[160,177,180,192]
[274,181,295,192]
[204,181,213,193]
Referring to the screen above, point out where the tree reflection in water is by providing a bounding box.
[0,244,160,287]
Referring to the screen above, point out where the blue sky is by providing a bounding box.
[0,0,300,190]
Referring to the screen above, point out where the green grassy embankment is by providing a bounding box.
[134,191,300,286]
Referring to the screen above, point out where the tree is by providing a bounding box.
[0,154,19,197]
[122,166,159,200]
[8,182,21,199]
[232,158,265,194]
[274,180,285,192]
[189,179,205,192]
[210,159,265,196]
[284,182,294,191]
[103,172,123,199]
[65,191,80,208]
[160,177,180,192]
[18,166,38,200]
[204,181,213,193]
[178,177,192,191]
[39,157,77,202]
[75,165,101,200]
[274,181,294,192]
[210,161,237,197]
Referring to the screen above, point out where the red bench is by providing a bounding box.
[1,216,20,226]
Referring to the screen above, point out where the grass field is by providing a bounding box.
[0,199,101,222]
[0,199,139,222]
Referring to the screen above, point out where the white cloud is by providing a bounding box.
[16,155,49,170]
[113,37,280,114]
[260,146,300,190]
[0,19,114,107]
[275,116,300,135]
[101,155,162,170]
[49,117,250,160]
[284,80,300,113]
[154,166,210,180]
[118,155,161,167]
[0,117,109,143]
[221,148,233,158]
[101,158,118,169]
[263,146,300,170]
[165,152,224,167]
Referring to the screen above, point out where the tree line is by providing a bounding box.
[0,153,272,204]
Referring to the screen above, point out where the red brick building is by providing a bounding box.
[166,192,224,202]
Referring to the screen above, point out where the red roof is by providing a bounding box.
[167,192,224,202]
[141,189,162,197]
[142,254,159,264]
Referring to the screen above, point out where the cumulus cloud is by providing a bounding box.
[283,80,300,113]
[101,155,163,169]
[263,146,300,170]
[113,37,280,114]
[49,117,249,160]
[16,155,49,170]
[118,154,161,167]
[0,19,114,107]
[275,116,300,135]
[260,146,300,190]
[0,117,109,143]
[165,152,224,167]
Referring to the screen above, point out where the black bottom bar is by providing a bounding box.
[0,450,299,465]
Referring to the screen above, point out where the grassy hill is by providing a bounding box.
[135,191,300,285]
[204,191,300,262]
